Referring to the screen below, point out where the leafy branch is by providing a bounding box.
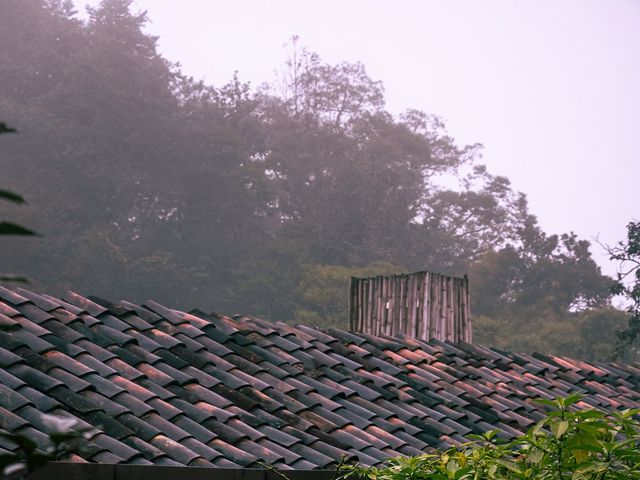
[602,221,640,359]
[339,395,640,480]
[0,122,37,283]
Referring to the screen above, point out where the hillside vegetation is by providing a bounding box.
[0,0,627,360]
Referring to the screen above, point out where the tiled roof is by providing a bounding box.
[0,286,639,469]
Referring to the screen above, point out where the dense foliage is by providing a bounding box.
[0,0,623,359]
[339,395,640,480]
[609,221,640,359]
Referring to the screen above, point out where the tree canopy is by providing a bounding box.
[609,221,640,360]
[0,0,622,360]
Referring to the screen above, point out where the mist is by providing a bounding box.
[1,0,637,361]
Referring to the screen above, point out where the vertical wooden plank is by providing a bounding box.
[443,276,449,341]
[369,278,374,335]
[391,275,400,336]
[398,274,405,335]
[429,273,436,340]
[450,277,455,341]
[428,273,434,339]
[372,277,382,335]
[459,276,465,342]
[370,276,375,336]
[446,276,453,341]
[413,272,422,338]
[415,271,424,340]
[387,276,393,336]
[441,276,447,341]
[458,278,464,342]
[433,274,440,340]
[367,277,372,335]
[407,273,413,336]
[436,273,441,340]
[464,274,472,343]
[414,273,421,338]
[367,278,376,333]
[438,275,443,340]
[375,276,381,336]
[407,273,416,338]
[355,277,361,332]
[381,276,389,335]
[348,277,355,332]
[454,278,460,342]
[367,278,372,334]
[358,278,367,332]
[352,278,357,332]
[359,279,365,333]
[385,276,392,336]
[357,279,363,332]
[383,276,389,335]
[440,276,447,340]
[379,276,384,336]
[406,274,413,338]
[421,273,429,340]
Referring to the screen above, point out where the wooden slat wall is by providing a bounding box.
[349,271,472,343]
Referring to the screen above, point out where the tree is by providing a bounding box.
[469,218,617,360]
[0,2,615,355]
[608,221,640,359]
[276,36,385,130]
[0,0,266,310]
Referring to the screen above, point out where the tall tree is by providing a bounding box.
[609,221,640,359]
[470,219,618,359]
[0,4,618,361]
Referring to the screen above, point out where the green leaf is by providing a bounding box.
[573,409,604,420]
[0,190,25,204]
[453,466,473,480]
[563,393,584,407]
[572,448,589,464]
[0,274,30,284]
[527,447,545,464]
[531,419,546,437]
[553,420,569,439]
[568,444,605,454]
[533,398,557,407]
[495,459,522,474]
[0,222,37,236]
[0,122,16,134]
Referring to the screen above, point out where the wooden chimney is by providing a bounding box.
[348,271,471,343]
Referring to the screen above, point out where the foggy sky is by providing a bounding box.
[74,0,640,279]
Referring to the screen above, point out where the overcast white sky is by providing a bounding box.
[75,0,639,278]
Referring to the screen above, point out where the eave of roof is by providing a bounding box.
[29,462,335,480]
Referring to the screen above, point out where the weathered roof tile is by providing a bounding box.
[1,288,639,471]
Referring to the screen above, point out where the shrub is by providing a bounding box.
[339,394,640,480]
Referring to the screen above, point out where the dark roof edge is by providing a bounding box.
[29,463,336,480]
